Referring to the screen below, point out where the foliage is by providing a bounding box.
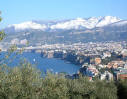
[0,12,5,42]
[0,61,42,99]
[99,67,114,74]
[116,79,127,99]
[0,61,119,99]
[67,76,96,99]
[95,80,117,99]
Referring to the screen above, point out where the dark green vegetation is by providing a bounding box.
[116,80,127,99]
[0,62,118,99]
[0,60,127,99]
[0,12,5,42]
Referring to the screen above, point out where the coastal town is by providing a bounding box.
[19,41,127,81]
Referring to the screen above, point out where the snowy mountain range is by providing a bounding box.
[6,16,124,31]
[2,16,127,46]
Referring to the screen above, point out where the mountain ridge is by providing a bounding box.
[1,16,127,46]
[5,16,122,32]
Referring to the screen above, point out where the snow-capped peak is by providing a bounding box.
[110,20,127,26]
[6,16,122,31]
[50,18,87,30]
[96,16,121,27]
[9,21,47,31]
[76,17,86,22]
[50,16,121,30]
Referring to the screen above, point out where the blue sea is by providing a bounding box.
[0,52,80,75]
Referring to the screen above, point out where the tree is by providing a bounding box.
[0,12,5,42]
[116,80,127,99]
[95,80,117,99]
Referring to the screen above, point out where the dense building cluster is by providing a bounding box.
[22,41,127,81]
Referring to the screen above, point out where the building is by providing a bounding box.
[95,57,101,64]
[102,52,111,59]
[118,74,127,80]
[113,68,127,80]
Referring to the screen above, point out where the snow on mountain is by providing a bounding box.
[50,16,121,29]
[50,17,99,29]
[8,21,47,31]
[51,18,90,29]
[110,20,127,26]
[6,16,122,31]
[96,16,121,27]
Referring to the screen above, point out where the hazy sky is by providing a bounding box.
[0,0,127,28]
